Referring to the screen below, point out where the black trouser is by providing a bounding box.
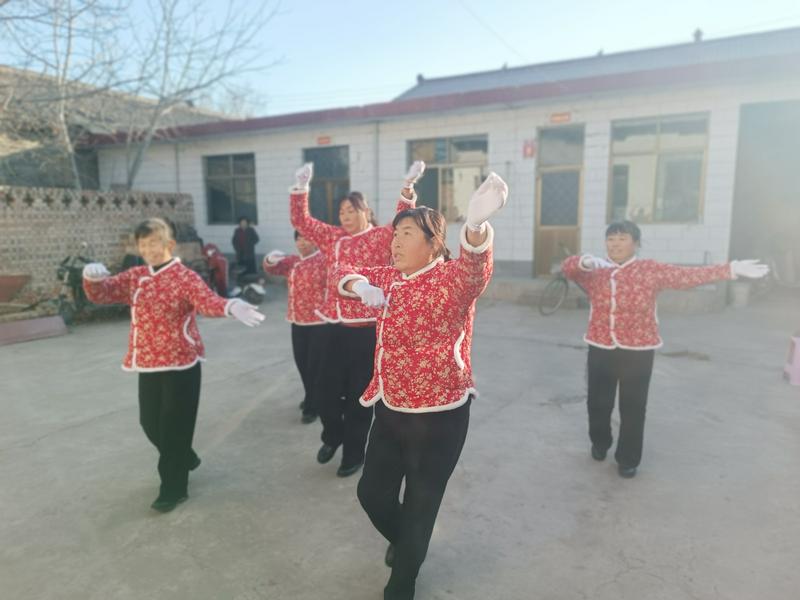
[586,346,655,468]
[138,363,201,500]
[291,323,326,417]
[358,399,471,600]
[315,324,376,467]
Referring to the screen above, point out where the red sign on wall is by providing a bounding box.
[317,136,331,145]
[523,139,537,159]
[549,112,572,124]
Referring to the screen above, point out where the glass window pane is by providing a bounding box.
[450,137,488,163]
[207,180,233,223]
[415,166,439,211]
[612,120,658,154]
[206,155,231,177]
[610,155,657,223]
[232,154,255,175]
[538,127,584,166]
[234,196,258,224]
[408,140,437,163]
[540,170,580,226]
[448,166,484,221]
[304,146,349,179]
[655,153,703,222]
[234,178,256,198]
[659,116,708,150]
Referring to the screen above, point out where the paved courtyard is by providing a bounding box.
[1,287,798,600]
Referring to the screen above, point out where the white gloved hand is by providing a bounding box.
[229,299,265,327]
[82,262,111,280]
[265,250,286,264]
[580,254,616,270]
[731,259,769,279]
[466,172,508,232]
[293,163,313,192]
[404,160,426,188]
[352,280,386,308]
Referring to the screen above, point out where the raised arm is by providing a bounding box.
[82,263,134,305]
[289,163,341,254]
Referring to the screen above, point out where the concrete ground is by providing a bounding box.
[1,286,798,600]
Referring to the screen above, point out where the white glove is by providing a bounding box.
[352,280,386,308]
[293,163,313,192]
[731,259,769,279]
[466,172,508,232]
[580,254,616,270]
[229,299,265,327]
[404,160,426,188]
[265,250,286,264]
[82,262,110,280]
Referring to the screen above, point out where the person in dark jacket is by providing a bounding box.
[232,217,260,274]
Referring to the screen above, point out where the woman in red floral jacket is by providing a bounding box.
[562,220,768,478]
[289,161,422,477]
[337,173,508,600]
[263,231,327,424]
[82,218,264,512]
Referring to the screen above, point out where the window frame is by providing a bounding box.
[203,152,258,225]
[606,113,710,225]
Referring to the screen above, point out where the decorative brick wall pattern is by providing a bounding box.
[0,186,195,298]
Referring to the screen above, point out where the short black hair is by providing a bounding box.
[238,216,250,224]
[293,230,301,240]
[605,220,641,244]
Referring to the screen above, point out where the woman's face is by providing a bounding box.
[391,217,435,275]
[137,233,175,266]
[606,232,638,264]
[295,234,316,257]
[338,200,369,235]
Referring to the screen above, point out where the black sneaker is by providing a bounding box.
[591,445,607,461]
[618,465,637,479]
[151,494,188,513]
[189,454,202,471]
[301,413,318,424]
[317,444,337,464]
[336,461,363,478]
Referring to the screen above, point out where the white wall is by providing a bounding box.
[97,78,800,269]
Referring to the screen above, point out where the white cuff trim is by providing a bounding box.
[224,298,238,317]
[82,275,108,282]
[289,187,309,195]
[578,254,594,272]
[398,191,417,205]
[338,274,367,298]
[460,222,494,254]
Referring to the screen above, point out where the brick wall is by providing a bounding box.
[0,186,195,298]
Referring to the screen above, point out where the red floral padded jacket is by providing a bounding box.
[83,258,233,371]
[336,224,494,413]
[262,250,326,326]
[290,191,415,324]
[562,254,733,350]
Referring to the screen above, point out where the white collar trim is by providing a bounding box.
[609,255,637,269]
[301,250,321,261]
[402,256,445,280]
[148,257,181,276]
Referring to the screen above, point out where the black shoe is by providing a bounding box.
[618,465,637,479]
[150,494,188,513]
[301,413,318,424]
[299,400,306,411]
[317,444,337,464]
[189,454,202,471]
[336,461,363,478]
[591,445,607,461]
[385,543,395,568]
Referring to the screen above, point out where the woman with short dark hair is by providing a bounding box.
[562,220,768,478]
[337,173,508,600]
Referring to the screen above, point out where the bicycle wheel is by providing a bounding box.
[539,277,569,316]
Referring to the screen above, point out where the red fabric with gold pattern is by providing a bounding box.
[290,192,415,323]
[335,227,493,413]
[83,259,231,371]
[263,251,326,325]
[562,255,733,349]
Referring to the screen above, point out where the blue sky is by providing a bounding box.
[242,0,800,115]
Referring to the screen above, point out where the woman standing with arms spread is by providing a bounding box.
[562,220,768,478]
[337,173,508,600]
[289,161,423,477]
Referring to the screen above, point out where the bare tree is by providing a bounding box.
[0,0,132,189]
[118,0,279,190]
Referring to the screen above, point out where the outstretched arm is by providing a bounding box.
[262,251,300,277]
[653,259,768,290]
[82,263,133,305]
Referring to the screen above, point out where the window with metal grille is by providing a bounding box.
[204,153,257,224]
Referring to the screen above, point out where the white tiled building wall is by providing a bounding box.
[97,79,800,271]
